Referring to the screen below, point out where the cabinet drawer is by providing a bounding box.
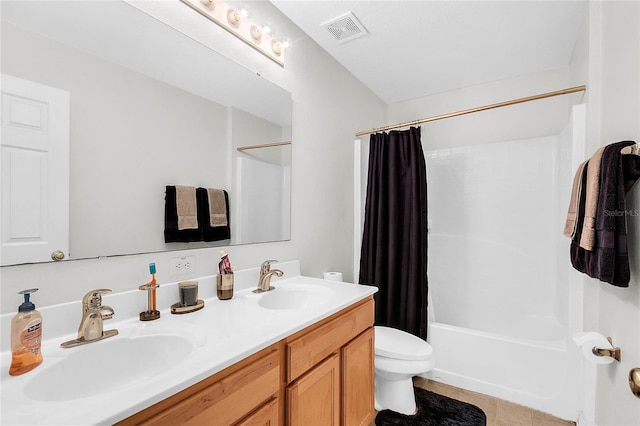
[126,346,280,426]
[286,298,374,382]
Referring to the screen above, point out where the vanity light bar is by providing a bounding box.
[181,0,285,67]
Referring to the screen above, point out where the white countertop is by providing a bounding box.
[0,261,377,425]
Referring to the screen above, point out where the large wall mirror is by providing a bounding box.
[0,1,292,266]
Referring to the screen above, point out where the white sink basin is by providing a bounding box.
[258,285,334,310]
[24,334,193,401]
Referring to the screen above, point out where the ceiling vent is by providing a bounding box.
[321,12,368,44]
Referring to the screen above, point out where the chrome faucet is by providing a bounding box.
[253,260,284,293]
[61,289,119,348]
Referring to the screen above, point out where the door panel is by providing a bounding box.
[286,353,340,426]
[1,74,70,265]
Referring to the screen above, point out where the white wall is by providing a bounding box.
[231,108,288,166]
[0,3,386,313]
[388,66,582,151]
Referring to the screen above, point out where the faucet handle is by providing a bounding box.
[82,289,112,309]
[260,260,278,274]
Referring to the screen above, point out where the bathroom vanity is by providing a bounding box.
[117,297,374,425]
[0,261,377,425]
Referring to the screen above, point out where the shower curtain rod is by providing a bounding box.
[355,85,587,137]
[236,140,291,152]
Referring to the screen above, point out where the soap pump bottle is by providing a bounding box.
[9,288,43,376]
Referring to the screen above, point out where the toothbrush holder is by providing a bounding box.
[217,273,234,300]
[138,282,160,321]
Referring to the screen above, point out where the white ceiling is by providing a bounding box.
[271,0,588,104]
[3,1,588,111]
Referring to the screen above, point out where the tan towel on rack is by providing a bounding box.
[563,161,587,238]
[579,147,606,250]
[207,188,228,227]
[176,185,198,230]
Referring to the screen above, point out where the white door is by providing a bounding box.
[1,74,70,265]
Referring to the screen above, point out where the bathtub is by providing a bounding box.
[425,234,580,421]
[427,322,579,420]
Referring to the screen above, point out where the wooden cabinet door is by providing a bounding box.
[286,353,340,426]
[341,327,375,426]
[235,397,279,426]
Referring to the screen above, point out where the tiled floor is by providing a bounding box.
[412,377,576,426]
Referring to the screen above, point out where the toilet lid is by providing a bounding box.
[375,326,433,361]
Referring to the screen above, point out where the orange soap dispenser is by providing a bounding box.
[9,288,43,376]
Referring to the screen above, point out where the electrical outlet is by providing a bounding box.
[170,256,195,276]
[183,256,193,270]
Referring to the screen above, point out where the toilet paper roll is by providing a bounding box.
[323,272,343,282]
[572,332,615,365]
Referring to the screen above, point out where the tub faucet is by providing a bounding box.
[254,260,284,293]
[60,289,119,348]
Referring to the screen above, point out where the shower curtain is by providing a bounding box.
[359,127,429,339]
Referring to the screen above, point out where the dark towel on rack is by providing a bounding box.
[623,154,640,193]
[164,185,203,243]
[196,187,231,242]
[570,140,638,287]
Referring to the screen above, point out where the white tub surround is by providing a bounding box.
[424,105,586,422]
[0,261,377,425]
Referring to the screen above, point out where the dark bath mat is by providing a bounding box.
[375,386,487,426]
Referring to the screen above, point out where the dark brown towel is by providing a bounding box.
[196,188,231,242]
[623,154,640,193]
[570,140,638,287]
[164,185,203,243]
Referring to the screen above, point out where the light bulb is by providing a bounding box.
[271,39,282,56]
[250,25,263,43]
[227,9,241,27]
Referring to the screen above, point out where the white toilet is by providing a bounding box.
[374,325,435,415]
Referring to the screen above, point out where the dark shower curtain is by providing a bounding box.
[358,126,429,339]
